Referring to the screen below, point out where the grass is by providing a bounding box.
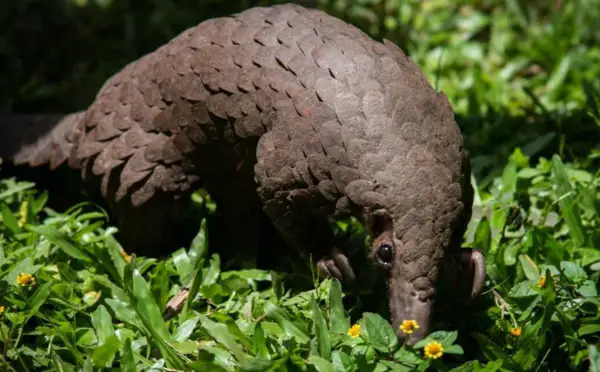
[1,139,600,371]
[1,0,600,371]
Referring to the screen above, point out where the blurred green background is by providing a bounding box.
[1,0,599,185]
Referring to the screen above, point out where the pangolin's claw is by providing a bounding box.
[317,248,356,285]
[461,248,486,298]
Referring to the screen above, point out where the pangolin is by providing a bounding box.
[0,4,485,344]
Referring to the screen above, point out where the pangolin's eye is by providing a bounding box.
[377,243,394,263]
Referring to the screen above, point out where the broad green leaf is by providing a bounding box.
[188,219,208,266]
[149,260,170,311]
[195,345,237,371]
[221,269,271,282]
[1,202,20,233]
[328,279,350,333]
[331,350,354,372]
[202,254,221,286]
[172,340,200,355]
[311,298,331,360]
[578,324,600,337]
[105,298,144,329]
[82,358,94,372]
[576,280,598,297]
[172,248,193,283]
[92,335,120,367]
[199,314,249,365]
[413,331,459,349]
[503,241,522,266]
[519,254,540,280]
[361,312,398,353]
[252,322,270,360]
[508,281,539,298]
[174,315,200,342]
[392,348,423,368]
[560,261,586,283]
[444,344,465,355]
[28,281,53,315]
[590,345,600,372]
[91,305,115,346]
[573,248,600,267]
[264,302,310,344]
[120,338,136,372]
[378,360,415,372]
[186,265,205,310]
[0,181,35,199]
[77,329,98,347]
[104,235,126,280]
[28,225,93,262]
[490,207,509,254]
[518,168,543,179]
[307,356,335,372]
[3,257,41,286]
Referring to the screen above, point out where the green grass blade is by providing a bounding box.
[551,155,586,247]
[130,268,170,341]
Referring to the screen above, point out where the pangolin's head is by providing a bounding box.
[358,90,485,345]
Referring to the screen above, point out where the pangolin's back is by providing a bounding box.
[68,3,461,211]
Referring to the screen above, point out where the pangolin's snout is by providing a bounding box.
[389,278,435,345]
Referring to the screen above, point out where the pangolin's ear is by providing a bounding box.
[365,209,393,234]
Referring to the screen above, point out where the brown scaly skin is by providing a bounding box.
[0,4,485,344]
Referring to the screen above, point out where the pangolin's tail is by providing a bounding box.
[0,112,84,169]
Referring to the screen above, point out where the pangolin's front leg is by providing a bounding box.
[266,202,356,285]
[253,165,359,285]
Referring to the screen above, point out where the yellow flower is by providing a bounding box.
[347,324,361,338]
[509,326,521,337]
[120,250,132,264]
[537,274,546,288]
[399,320,419,335]
[424,340,444,359]
[0,305,5,314]
[16,273,36,287]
